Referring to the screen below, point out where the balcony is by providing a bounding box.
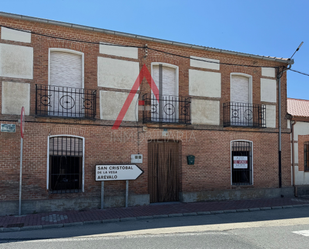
[35,84,96,119]
[142,93,191,124]
[223,102,266,128]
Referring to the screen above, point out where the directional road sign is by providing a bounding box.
[95,165,143,181]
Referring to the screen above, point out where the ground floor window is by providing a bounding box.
[231,141,252,185]
[305,142,309,171]
[49,136,83,193]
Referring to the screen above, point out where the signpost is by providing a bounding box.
[95,165,143,209]
[19,107,25,216]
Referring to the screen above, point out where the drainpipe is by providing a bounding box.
[291,120,297,196]
[277,68,282,188]
[277,66,291,189]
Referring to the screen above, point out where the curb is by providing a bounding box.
[0,204,308,233]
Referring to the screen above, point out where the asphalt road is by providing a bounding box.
[1,206,309,248]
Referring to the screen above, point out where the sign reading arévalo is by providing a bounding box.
[233,156,248,169]
[96,165,143,181]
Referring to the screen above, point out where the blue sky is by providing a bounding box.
[1,0,308,99]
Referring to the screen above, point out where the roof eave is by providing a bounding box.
[0,11,293,65]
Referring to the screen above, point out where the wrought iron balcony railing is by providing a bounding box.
[35,84,96,119]
[142,93,191,124]
[223,102,266,128]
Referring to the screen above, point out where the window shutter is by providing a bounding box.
[50,51,82,88]
[231,75,249,103]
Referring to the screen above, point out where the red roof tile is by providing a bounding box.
[287,98,309,117]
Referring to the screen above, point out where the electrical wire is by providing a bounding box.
[289,69,309,77]
[146,47,275,68]
[0,25,144,48]
[0,25,284,69]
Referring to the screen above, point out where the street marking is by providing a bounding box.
[293,230,309,237]
[20,232,229,243]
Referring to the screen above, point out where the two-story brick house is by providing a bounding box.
[0,12,293,215]
[288,98,309,196]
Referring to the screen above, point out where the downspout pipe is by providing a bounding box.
[277,65,291,188]
[291,119,297,196]
[277,68,283,188]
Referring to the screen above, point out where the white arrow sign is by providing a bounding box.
[95,165,143,181]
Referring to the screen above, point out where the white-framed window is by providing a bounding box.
[230,73,252,104]
[230,73,254,126]
[48,48,85,117]
[49,48,84,88]
[231,140,253,185]
[47,135,85,193]
[150,63,179,122]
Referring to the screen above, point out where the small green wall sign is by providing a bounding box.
[1,124,16,133]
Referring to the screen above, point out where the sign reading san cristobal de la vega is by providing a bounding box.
[95,165,143,181]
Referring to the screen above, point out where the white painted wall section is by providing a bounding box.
[261,67,275,78]
[189,69,221,97]
[98,57,139,90]
[294,142,298,164]
[292,122,309,185]
[100,90,138,121]
[293,122,309,139]
[2,81,30,115]
[1,27,31,43]
[191,99,220,125]
[190,56,220,70]
[294,166,304,185]
[260,78,276,103]
[0,43,33,79]
[266,104,276,128]
[99,44,138,59]
[293,166,309,185]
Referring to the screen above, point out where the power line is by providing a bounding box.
[1,25,283,69]
[289,69,309,77]
[147,47,273,68]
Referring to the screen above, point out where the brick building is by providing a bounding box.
[288,98,309,196]
[0,12,293,215]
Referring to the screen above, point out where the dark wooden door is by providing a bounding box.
[148,141,179,203]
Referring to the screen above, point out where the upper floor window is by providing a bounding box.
[142,63,191,124]
[223,73,265,128]
[305,142,309,172]
[36,49,96,119]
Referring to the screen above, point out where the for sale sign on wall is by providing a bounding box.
[233,156,248,169]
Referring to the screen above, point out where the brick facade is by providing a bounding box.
[0,13,292,214]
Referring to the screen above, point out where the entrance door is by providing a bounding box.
[148,141,179,202]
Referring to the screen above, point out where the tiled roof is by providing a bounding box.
[0,12,293,65]
[287,98,309,117]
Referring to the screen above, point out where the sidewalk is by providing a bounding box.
[1,197,309,232]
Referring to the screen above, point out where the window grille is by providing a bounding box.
[231,141,252,185]
[142,93,191,124]
[49,136,83,193]
[305,142,309,172]
[36,84,96,119]
[223,102,266,128]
